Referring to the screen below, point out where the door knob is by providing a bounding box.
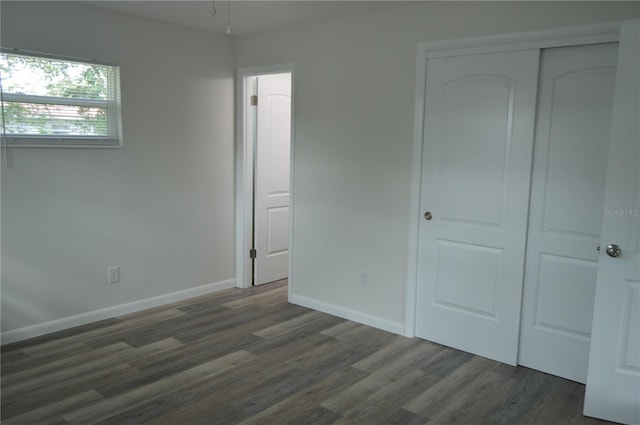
[424,211,433,221]
[605,244,621,258]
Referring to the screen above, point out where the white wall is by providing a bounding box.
[235,2,640,332]
[2,1,638,339]
[1,2,235,333]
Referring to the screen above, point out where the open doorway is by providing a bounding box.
[235,65,295,290]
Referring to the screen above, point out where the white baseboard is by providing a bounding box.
[1,278,236,345]
[289,294,405,336]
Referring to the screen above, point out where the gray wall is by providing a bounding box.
[1,2,236,331]
[235,2,640,330]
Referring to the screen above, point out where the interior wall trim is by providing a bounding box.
[1,278,236,345]
[291,293,405,336]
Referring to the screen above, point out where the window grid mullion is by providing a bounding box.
[3,93,111,108]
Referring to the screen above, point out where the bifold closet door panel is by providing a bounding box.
[519,42,618,384]
[415,49,539,365]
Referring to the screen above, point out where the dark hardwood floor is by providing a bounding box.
[1,280,616,425]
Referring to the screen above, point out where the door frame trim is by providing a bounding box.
[235,64,296,299]
[405,21,629,338]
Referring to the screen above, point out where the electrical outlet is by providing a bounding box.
[108,266,120,284]
[360,272,369,287]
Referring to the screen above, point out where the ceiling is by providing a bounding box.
[90,1,414,36]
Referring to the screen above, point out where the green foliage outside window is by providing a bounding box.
[0,51,118,141]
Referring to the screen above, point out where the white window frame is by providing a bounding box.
[0,48,123,148]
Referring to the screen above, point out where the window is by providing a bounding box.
[0,49,122,147]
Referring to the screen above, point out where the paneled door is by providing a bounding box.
[415,50,539,365]
[584,22,640,425]
[519,43,618,383]
[254,73,292,285]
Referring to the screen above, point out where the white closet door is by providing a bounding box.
[415,50,539,365]
[584,22,640,425]
[254,73,291,285]
[519,43,618,383]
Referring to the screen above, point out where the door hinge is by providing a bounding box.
[250,95,258,106]
[250,248,257,259]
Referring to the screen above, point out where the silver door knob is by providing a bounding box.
[605,244,621,258]
[424,211,433,221]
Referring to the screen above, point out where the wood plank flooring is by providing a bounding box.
[1,280,616,425]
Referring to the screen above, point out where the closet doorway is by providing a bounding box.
[406,21,639,425]
[413,41,617,378]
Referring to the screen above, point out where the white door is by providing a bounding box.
[584,22,640,425]
[519,43,618,383]
[254,73,292,286]
[415,50,539,365]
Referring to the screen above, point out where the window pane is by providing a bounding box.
[2,101,108,136]
[0,53,110,100]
